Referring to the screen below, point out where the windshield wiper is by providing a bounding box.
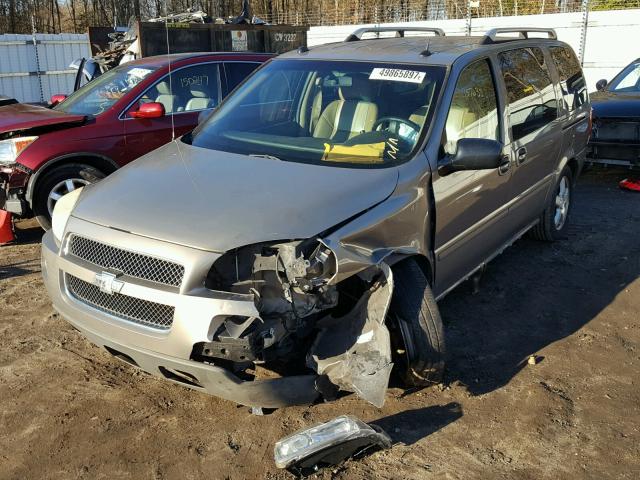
[249,153,283,161]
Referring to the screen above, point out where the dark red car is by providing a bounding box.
[0,52,270,229]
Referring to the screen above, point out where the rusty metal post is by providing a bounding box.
[578,0,591,65]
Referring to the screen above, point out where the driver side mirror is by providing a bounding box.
[130,102,165,119]
[438,138,504,176]
[50,94,67,106]
[595,79,608,91]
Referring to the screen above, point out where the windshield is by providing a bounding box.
[188,60,445,167]
[55,64,158,116]
[608,62,640,93]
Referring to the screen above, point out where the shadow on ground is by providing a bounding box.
[372,402,463,446]
[440,170,640,396]
[0,259,40,280]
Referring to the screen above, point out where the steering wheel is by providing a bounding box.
[373,116,421,151]
[373,116,421,136]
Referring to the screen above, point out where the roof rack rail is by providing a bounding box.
[482,27,557,44]
[345,27,445,42]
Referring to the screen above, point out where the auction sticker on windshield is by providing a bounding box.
[128,68,154,79]
[369,68,425,84]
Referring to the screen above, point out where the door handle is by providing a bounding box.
[516,147,527,164]
[498,155,511,175]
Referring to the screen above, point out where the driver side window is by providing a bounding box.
[140,63,221,115]
[443,59,500,156]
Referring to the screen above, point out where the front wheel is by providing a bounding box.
[529,165,573,242]
[387,258,446,387]
[33,164,105,230]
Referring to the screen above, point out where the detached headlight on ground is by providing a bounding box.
[274,415,392,473]
[51,187,83,244]
[0,136,38,165]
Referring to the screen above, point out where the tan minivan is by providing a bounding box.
[42,27,591,408]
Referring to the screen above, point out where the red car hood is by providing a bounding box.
[0,103,86,135]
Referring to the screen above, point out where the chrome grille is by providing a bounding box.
[66,274,174,330]
[69,235,184,287]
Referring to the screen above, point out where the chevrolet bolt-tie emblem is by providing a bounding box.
[93,272,124,295]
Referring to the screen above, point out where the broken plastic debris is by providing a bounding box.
[620,178,640,192]
[274,415,392,475]
[307,266,394,407]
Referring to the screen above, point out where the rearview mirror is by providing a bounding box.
[130,102,165,119]
[50,94,67,106]
[595,79,608,91]
[438,138,503,176]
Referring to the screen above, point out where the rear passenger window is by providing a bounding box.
[499,48,558,141]
[224,62,260,93]
[549,46,588,112]
[443,59,500,155]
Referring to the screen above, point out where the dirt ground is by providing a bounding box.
[0,169,638,480]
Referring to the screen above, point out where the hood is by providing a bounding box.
[0,103,86,135]
[72,141,399,252]
[590,90,640,119]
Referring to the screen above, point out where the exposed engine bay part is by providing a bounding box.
[274,415,392,475]
[307,264,394,408]
[200,240,339,366]
[199,239,396,406]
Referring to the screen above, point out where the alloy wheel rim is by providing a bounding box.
[553,176,570,230]
[47,178,90,216]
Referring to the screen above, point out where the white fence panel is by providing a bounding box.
[308,9,640,91]
[0,33,90,103]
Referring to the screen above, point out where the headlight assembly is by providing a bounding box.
[274,415,392,473]
[0,136,38,165]
[51,187,83,244]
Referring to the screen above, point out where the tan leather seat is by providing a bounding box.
[409,105,429,126]
[309,81,324,134]
[444,104,479,154]
[185,85,216,111]
[313,75,378,142]
[155,81,179,113]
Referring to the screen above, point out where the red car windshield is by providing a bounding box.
[55,64,158,116]
[608,62,640,93]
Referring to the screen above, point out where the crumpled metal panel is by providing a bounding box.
[307,265,394,408]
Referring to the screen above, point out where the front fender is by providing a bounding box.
[322,164,434,284]
[24,152,118,204]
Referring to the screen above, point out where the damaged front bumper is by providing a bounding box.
[0,165,30,215]
[41,220,320,408]
[42,217,395,408]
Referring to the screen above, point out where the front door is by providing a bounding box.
[432,58,513,298]
[497,47,563,231]
[123,62,222,162]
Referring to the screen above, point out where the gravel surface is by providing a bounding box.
[0,169,638,479]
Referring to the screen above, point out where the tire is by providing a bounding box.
[33,164,105,230]
[529,165,573,242]
[387,258,446,387]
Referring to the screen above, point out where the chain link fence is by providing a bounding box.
[253,0,640,26]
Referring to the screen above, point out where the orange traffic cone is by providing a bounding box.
[0,209,15,245]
